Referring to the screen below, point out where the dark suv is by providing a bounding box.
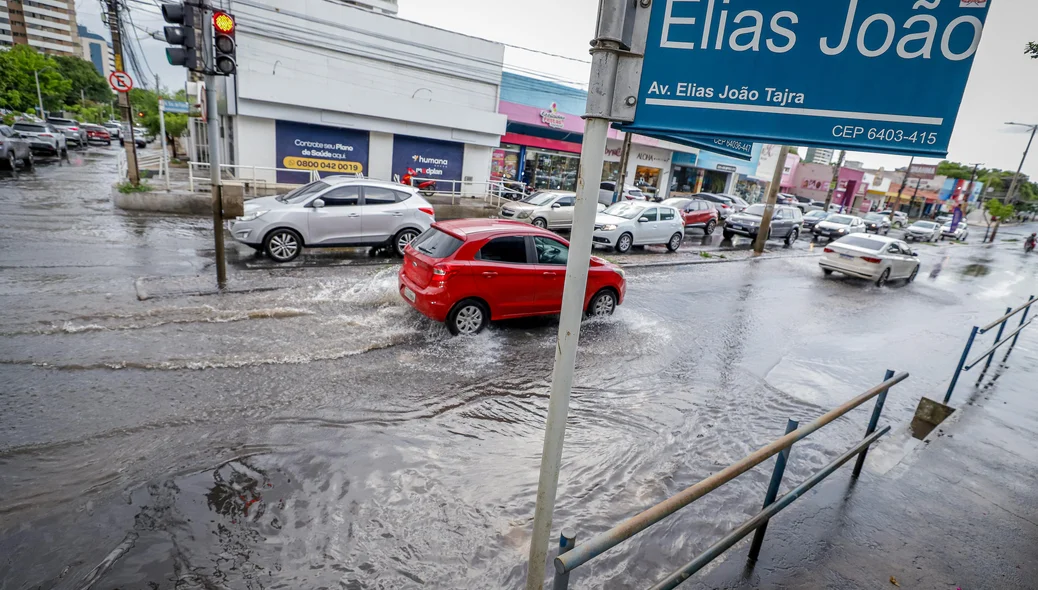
[723,204,804,246]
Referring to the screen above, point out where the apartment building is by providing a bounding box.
[77,25,115,79]
[0,0,80,56]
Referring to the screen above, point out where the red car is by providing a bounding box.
[661,197,720,235]
[84,125,111,145]
[399,219,626,335]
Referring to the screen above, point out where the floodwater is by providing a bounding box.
[2,151,1037,589]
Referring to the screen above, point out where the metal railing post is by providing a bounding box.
[982,307,1013,373]
[853,369,895,477]
[748,418,798,560]
[188,162,194,192]
[552,530,576,590]
[1007,295,1035,353]
[944,326,979,404]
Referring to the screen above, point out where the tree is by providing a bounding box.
[1027,41,1038,59]
[0,45,71,113]
[984,200,1015,243]
[52,55,114,105]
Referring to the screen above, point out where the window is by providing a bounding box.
[282,181,330,204]
[887,244,902,254]
[363,186,402,205]
[319,186,360,207]
[600,182,614,191]
[660,208,675,221]
[774,209,787,220]
[0,127,12,138]
[555,196,575,207]
[410,229,462,259]
[640,208,658,221]
[534,237,568,265]
[837,236,887,251]
[478,236,528,264]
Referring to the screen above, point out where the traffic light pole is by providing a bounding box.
[106,0,140,186]
[202,1,227,288]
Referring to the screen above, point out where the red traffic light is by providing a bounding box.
[213,11,235,34]
[137,111,145,117]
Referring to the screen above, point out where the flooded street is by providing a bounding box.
[2,151,1037,589]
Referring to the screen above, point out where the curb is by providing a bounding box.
[620,250,821,269]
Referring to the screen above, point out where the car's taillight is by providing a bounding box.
[823,247,834,253]
[432,264,452,284]
[40,133,52,137]
[419,207,435,217]
[68,127,78,131]
[861,257,882,264]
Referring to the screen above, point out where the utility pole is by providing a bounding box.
[1004,122,1037,205]
[614,132,633,203]
[157,73,170,191]
[753,145,791,255]
[823,149,846,212]
[34,70,45,119]
[892,156,914,221]
[525,1,640,586]
[106,0,140,186]
[964,163,982,211]
[202,0,227,288]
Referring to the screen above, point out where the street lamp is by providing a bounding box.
[1004,122,1038,204]
[33,67,55,120]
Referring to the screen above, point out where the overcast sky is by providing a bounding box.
[80,0,1038,179]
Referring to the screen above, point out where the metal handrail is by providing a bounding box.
[554,371,908,578]
[965,318,1035,370]
[980,297,1038,333]
[648,426,891,590]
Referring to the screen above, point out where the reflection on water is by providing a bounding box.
[962,263,992,277]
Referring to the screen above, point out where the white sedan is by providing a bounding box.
[819,234,920,287]
[940,220,969,241]
[593,202,685,253]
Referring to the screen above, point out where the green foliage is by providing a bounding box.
[1027,41,1038,59]
[117,180,153,194]
[0,45,71,113]
[984,199,1015,221]
[52,55,113,105]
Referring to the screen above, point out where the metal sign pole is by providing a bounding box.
[202,0,227,288]
[159,99,170,191]
[753,145,790,255]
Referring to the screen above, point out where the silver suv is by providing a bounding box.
[230,177,436,262]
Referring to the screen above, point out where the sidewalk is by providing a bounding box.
[687,340,1038,590]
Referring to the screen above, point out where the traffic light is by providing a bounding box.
[161,2,199,71]
[212,11,236,75]
[137,111,145,118]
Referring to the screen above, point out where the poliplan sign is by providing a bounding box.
[626,0,992,157]
[275,120,369,184]
[392,135,465,190]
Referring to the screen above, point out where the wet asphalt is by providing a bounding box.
[2,149,1037,589]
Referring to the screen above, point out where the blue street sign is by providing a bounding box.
[616,124,756,161]
[160,99,190,114]
[627,0,992,157]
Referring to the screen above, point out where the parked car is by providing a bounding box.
[802,210,830,232]
[592,201,685,253]
[776,193,800,207]
[398,220,626,335]
[12,121,67,157]
[878,210,909,228]
[863,212,892,235]
[661,197,719,234]
[904,220,941,242]
[723,204,803,246]
[940,220,969,241]
[786,193,816,212]
[46,117,87,147]
[103,122,123,143]
[936,214,952,225]
[0,124,34,170]
[598,181,646,205]
[812,213,865,241]
[820,234,920,287]
[695,193,736,219]
[229,177,436,262]
[498,191,576,229]
[133,126,152,142]
[721,194,749,212]
[83,124,112,145]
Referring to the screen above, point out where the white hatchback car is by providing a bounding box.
[230,177,436,262]
[820,234,920,286]
[592,202,685,253]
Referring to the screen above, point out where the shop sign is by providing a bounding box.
[908,163,937,179]
[636,151,668,164]
[626,0,992,157]
[392,135,465,190]
[604,145,623,159]
[540,102,567,129]
[275,120,369,184]
[716,164,738,173]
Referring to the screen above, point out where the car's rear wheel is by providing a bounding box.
[264,228,302,263]
[704,219,716,235]
[875,268,891,287]
[532,217,547,229]
[615,232,633,253]
[822,268,833,277]
[394,228,420,257]
[784,228,799,246]
[587,289,617,318]
[666,232,682,252]
[447,299,489,335]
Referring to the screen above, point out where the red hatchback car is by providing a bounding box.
[661,197,720,234]
[399,219,626,335]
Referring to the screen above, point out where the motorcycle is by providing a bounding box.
[402,168,437,197]
[1026,238,1036,254]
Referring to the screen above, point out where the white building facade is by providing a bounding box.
[0,0,80,56]
[221,0,506,192]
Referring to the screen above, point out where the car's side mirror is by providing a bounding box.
[311,198,325,208]
[912,252,918,257]
[551,203,561,209]
[638,217,649,223]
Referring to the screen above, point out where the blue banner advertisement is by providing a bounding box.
[275,120,369,184]
[392,135,465,191]
[631,0,992,157]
